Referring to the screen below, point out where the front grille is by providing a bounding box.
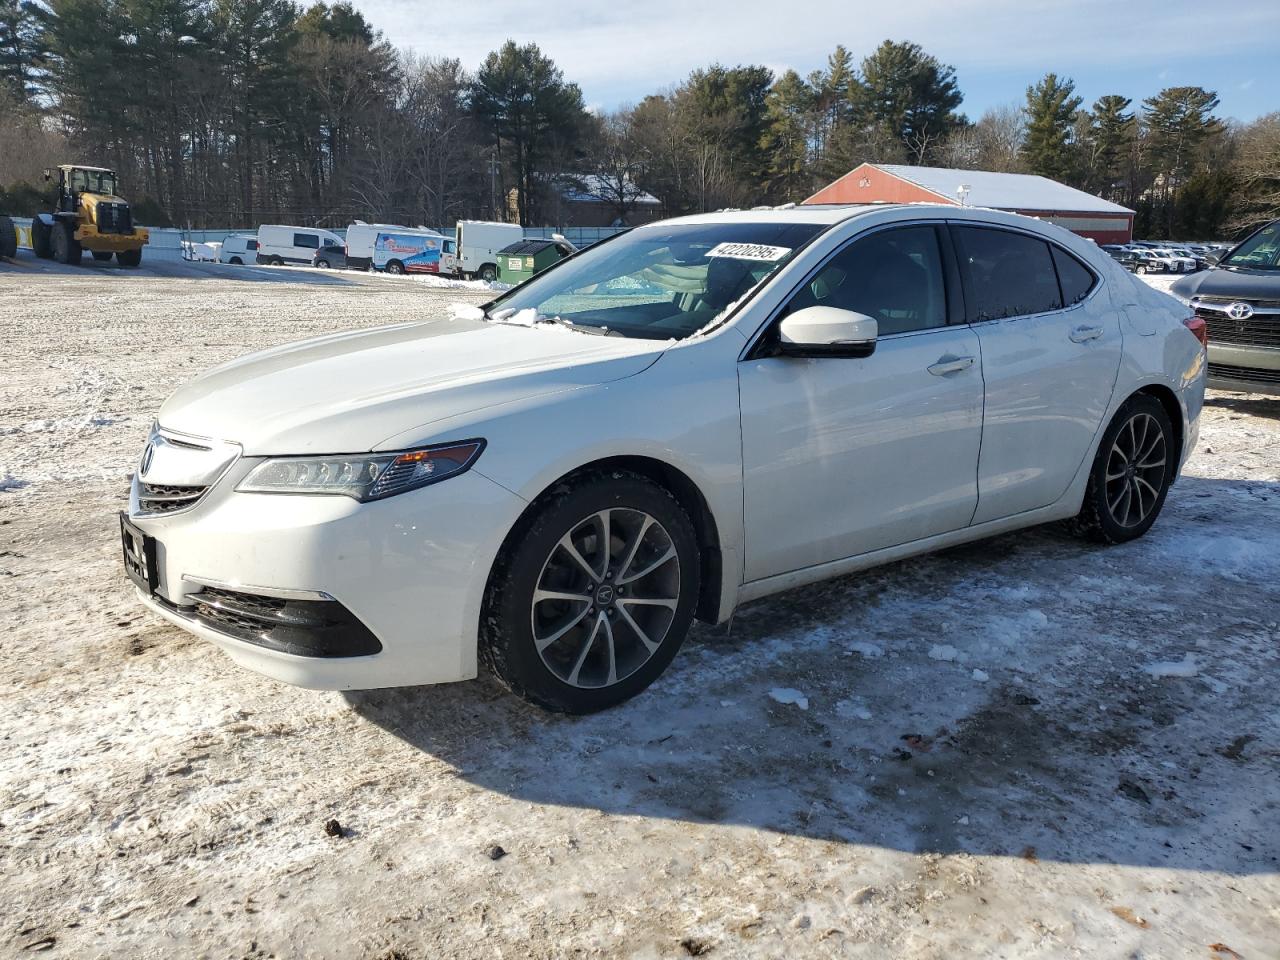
[138,481,208,514]
[185,586,382,657]
[1198,295,1280,310]
[1207,362,1280,385]
[1200,313,1280,347]
[96,202,133,235]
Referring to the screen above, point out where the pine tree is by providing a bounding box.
[0,0,48,103]
[1021,73,1082,181]
[762,69,815,201]
[848,40,962,165]
[1142,86,1224,234]
[1086,95,1136,196]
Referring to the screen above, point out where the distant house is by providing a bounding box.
[511,174,664,228]
[804,163,1134,244]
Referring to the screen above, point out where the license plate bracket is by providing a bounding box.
[119,513,159,596]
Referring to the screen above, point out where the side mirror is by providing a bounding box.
[1204,253,1220,267]
[778,306,878,358]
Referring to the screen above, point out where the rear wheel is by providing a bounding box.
[91,251,113,262]
[478,263,497,282]
[270,256,283,266]
[1135,264,1147,275]
[0,215,15,259]
[52,222,82,265]
[315,258,331,269]
[481,472,700,714]
[229,256,242,265]
[1070,394,1174,544]
[117,247,142,268]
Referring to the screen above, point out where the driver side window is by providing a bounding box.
[787,226,948,336]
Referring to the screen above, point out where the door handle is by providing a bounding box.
[927,355,975,376]
[1070,325,1104,343]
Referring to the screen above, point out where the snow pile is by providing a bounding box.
[1143,653,1199,678]
[928,644,959,662]
[768,688,809,710]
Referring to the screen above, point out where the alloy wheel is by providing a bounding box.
[1104,412,1167,528]
[531,508,680,689]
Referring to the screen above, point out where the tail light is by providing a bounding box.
[1182,315,1208,349]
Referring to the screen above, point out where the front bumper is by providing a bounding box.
[76,223,148,251]
[1207,342,1280,396]
[126,462,526,690]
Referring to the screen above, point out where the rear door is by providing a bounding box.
[738,223,984,581]
[951,225,1123,524]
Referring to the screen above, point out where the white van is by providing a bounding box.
[455,220,523,280]
[255,225,345,266]
[219,233,259,265]
[346,222,446,272]
[344,222,403,271]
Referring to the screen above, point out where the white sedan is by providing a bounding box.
[122,205,1207,713]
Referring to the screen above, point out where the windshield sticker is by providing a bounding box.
[706,242,791,262]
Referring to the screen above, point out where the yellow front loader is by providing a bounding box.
[30,165,149,267]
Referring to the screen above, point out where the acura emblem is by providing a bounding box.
[140,441,155,476]
[1226,301,1254,321]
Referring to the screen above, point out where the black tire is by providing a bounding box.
[229,256,242,265]
[31,217,53,259]
[117,247,142,267]
[1135,264,1147,275]
[0,215,15,259]
[478,263,497,282]
[1070,394,1174,545]
[386,260,404,275]
[52,222,82,264]
[480,471,701,714]
[270,256,283,266]
[315,258,330,269]
[91,251,113,262]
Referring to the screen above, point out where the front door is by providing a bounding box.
[738,224,984,582]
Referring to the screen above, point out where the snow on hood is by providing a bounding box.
[158,316,666,455]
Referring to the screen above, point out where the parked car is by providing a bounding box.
[1120,249,1173,274]
[255,224,345,266]
[121,205,1205,713]
[219,234,259,265]
[312,243,346,270]
[1171,218,1280,394]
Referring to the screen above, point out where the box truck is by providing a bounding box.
[455,220,523,280]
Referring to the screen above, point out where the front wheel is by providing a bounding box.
[1070,394,1174,544]
[315,258,330,269]
[117,248,142,267]
[481,472,700,714]
[52,222,82,264]
[91,251,113,262]
[386,260,404,275]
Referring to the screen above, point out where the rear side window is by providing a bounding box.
[954,227,1063,321]
[1051,246,1097,306]
[294,233,320,249]
[247,239,258,250]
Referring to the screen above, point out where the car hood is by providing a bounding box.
[1171,266,1280,300]
[159,317,667,455]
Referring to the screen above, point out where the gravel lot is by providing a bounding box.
[1,253,1278,959]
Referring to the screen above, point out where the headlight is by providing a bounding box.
[237,440,485,501]
[1170,291,1194,307]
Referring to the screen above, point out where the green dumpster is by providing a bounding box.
[496,238,574,284]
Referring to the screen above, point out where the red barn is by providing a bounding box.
[803,163,1134,244]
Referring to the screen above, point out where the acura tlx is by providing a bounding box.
[121,204,1206,713]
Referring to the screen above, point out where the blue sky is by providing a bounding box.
[344,0,1278,122]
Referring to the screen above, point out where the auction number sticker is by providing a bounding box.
[706,242,791,262]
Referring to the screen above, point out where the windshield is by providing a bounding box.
[486,221,825,340]
[68,169,117,196]
[1222,222,1280,270]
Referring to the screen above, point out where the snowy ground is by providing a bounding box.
[1,255,1277,958]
